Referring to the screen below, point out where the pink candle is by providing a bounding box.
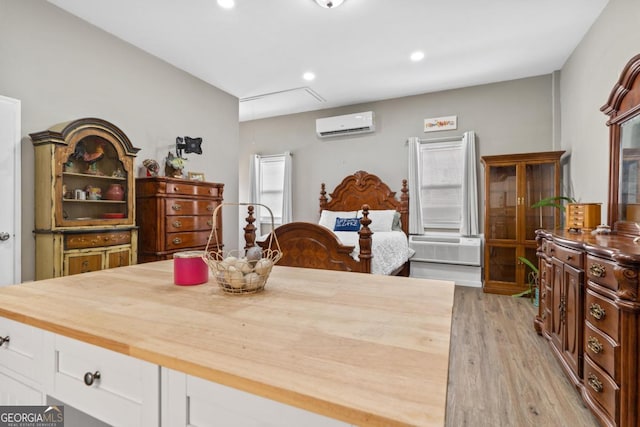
[173,251,209,286]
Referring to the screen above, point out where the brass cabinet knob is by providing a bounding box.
[171,204,182,211]
[172,221,182,228]
[589,263,606,278]
[589,303,606,320]
[173,237,182,245]
[587,374,603,393]
[83,371,101,386]
[587,336,604,354]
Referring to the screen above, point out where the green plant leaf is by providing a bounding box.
[518,256,539,274]
[530,196,576,211]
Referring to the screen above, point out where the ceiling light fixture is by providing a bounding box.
[410,51,425,62]
[217,0,235,9]
[313,0,345,9]
[303,72,316,81]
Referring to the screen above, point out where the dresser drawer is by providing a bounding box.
[0,317,44,383]
[166,231,212,250]
[585,289,619,341]
[584,320,619,382]
[65,230,131,249]
[165,199,217,216]
[586,256,618,291]
[165,182,222,198]
[46,334,159,427]
[166,215,214,233]
[583,356,619,425]
[550,243,583,269]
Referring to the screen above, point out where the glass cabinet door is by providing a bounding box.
[486,164,517,241]
[524,162,558,240]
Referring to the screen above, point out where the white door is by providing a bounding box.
[0,95,21,286]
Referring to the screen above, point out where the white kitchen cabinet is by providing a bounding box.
[0,316,46,405]
[43,333,159,427]
[161,368,352,427]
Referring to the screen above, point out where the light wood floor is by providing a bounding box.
[446,286,600,427]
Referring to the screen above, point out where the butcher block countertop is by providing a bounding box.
[0,261,455,426]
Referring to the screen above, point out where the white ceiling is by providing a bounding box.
[48,0,608,122]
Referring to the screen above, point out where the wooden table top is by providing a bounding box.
[0,262,455,426]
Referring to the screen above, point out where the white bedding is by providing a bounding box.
[334,231,415,275]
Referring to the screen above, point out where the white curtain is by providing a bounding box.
[460,131,479,236]
[407,137,424,234]
[249,154,261,231]
[282,151,293,224]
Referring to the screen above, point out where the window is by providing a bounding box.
[419,140,464,230]
[257,155,286,225]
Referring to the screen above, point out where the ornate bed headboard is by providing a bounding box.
[319,170,409,235]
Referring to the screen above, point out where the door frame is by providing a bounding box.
[1,95,21,285]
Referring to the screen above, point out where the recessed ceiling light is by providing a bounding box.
[313,0,345,9]
[217,0,235,9]
[303,72,316,81]
[410,51,425,62]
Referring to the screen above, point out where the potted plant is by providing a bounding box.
[513,256,539,306]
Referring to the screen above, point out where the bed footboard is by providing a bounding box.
[243,205,373,273]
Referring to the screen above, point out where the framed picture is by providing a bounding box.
[424,115,457,132]
[188,172,205,181]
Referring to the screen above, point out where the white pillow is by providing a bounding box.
[319,210,358,230]
[357,209,396,232]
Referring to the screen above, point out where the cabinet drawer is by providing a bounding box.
[166,231,212,250]
[47,334,159,427]
[0,317,44,383]
[584,321,619,382]
[585,289,619,341]
[166,182,221,197]
[583,356,619,425]
[165,199,217,216]
[586,256,618,291]
[166,215,214,233]
[550,243,583,269]
[65,230,131,249]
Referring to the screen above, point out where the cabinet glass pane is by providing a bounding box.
[524,162,556,239]
[487,246,516,283]
[487,165,517,240]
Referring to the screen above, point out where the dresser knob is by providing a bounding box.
[173,221,182,228]
[587,373,603,393]
[589,263,606,278]
[587,336,604,354]
[207,206,214,212]
[83,371,101,386]
[173,237,182,245]
[566,255,573,260]
[589,303,606,320]
[171,204,182,211]
[207,220,213,227]
[0,335,9,347]
[173,187,180,192]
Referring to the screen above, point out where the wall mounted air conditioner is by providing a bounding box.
[316,111,375,138]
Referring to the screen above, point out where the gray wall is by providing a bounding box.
[560,0,640,222]
[0,0,240,282]
[239,75,554,232]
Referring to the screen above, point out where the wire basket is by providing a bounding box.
[203,202,282,294]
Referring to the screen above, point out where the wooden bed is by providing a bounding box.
[244,170,410,276]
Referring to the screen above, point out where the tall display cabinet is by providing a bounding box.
[30,118,140,280]
[481,151,564,294]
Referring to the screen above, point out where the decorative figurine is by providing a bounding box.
[142,159,159,177]
[165,151,186,178]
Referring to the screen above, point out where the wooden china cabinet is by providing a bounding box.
[535,54,640,427]
[481,151,564,294]
[30,118,140,280]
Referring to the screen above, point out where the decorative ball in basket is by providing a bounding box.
[203,203,282,294]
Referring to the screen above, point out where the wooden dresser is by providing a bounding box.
[535,229,640,427]
[135,177,224,262]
